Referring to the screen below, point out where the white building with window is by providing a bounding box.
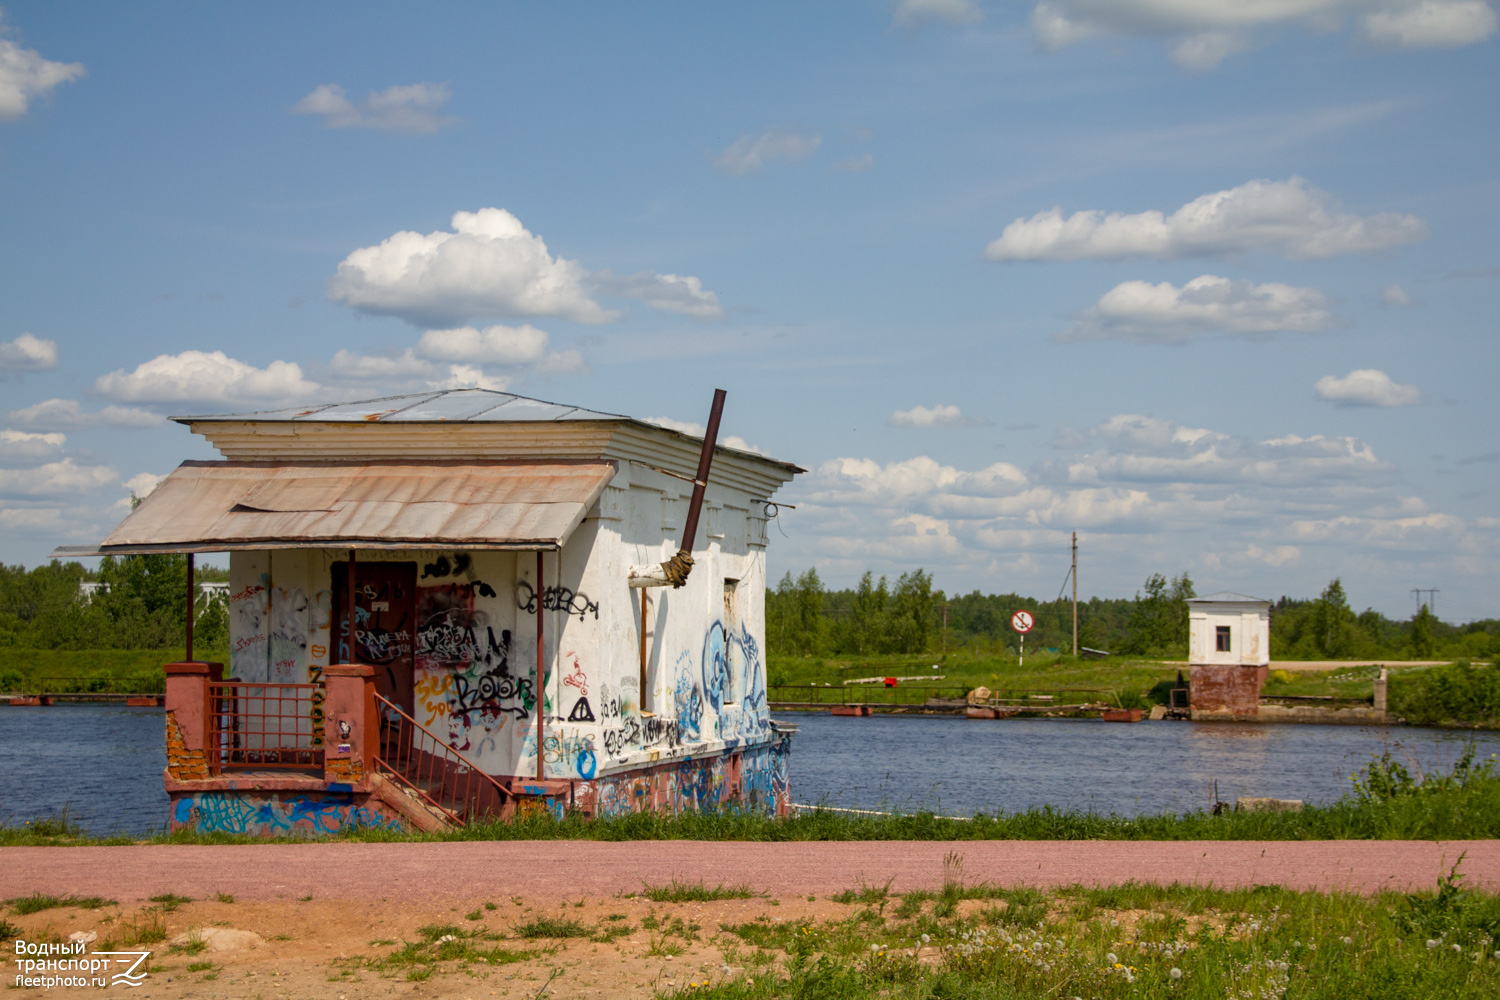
[1187,592,1271,666]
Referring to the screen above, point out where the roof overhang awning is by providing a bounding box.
[54,459,617,557]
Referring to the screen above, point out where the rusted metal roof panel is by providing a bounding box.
[174,389,627,425]
[94,460,617,554]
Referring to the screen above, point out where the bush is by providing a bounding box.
[1391,662,1500,727]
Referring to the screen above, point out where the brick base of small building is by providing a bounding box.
[1189,663,1268,719]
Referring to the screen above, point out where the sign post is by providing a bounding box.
[1011,609,1034,667]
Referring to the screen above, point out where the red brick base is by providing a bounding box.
[1189,664,1267,719]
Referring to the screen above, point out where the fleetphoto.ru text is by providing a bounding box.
[13,939,151,989]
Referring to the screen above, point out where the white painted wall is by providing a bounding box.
[1187,601,1271,666]
[226,459,773,781]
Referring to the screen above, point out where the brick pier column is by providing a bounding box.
[164,661,223,779]
[323,664,376,784]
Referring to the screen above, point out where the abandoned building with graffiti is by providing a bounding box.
[62,388,801,835]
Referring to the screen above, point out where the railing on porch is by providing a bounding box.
[208,681,324,770]
[373,693,510,827]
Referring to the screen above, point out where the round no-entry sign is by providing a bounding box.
[1010,610,1034,633]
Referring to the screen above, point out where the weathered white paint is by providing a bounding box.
[1187,594,1271,667]
[221,422,792,784]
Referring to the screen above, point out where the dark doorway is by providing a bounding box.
[333,560,418,714]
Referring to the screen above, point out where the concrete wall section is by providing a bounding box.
[572,739,790,819]
[169,788,406,836]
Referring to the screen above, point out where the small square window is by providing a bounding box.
[1215,625,1232,652]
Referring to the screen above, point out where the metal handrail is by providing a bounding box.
[208,681,323,770]
[373,693,510,827]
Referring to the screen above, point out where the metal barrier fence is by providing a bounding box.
[208,681,323,770]
[373,693,509,827]
[768,684,969,706]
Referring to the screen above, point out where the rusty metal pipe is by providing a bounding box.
[185,552,195,662]
[629,389,726,589]
[346,549,357,665]
[678,388,726,560]
[536,549,545,781]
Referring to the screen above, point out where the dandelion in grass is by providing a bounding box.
[1170,967,1183,979]
[1106,952,1118,964]
[1428,939,1440,950]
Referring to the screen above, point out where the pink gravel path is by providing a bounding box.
[3,840,1496,903]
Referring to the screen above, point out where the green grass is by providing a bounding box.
[6,752,1499,847]
[0,648,225,695]
[513,915,590,939]
[640,878,764,902]
[694,873,1500,1000]
[148,892,192,911]
[6,892,116,914]
[347,924,537,980]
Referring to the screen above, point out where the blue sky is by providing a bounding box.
[1,1,1496,621]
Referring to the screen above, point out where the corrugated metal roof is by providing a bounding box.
[172,389,628,425]
[88,459,616,554]
[1187,591,1270,604]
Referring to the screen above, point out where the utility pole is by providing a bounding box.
[1071,532,1078,657]
[939,603,949,655]
[1412,588,1439,617]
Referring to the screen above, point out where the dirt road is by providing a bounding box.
[4,839,1496,903]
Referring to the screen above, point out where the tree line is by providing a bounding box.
[768,568,1499,661]
[1,556,1494,664]
[0,557,228,652]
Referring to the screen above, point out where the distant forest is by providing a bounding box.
[0,557,1495,664]
[0,557,228,652]
[767,568,1500,662]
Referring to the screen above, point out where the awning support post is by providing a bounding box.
[345,548,357,664]
[185,552,195,662]
[536,549,545,781]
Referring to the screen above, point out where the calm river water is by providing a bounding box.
[3,704,1498,836]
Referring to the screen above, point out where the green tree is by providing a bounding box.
[1410,604,1436,658]
[887,568,934,654]
[1309,578,1357,657]
[1122,571,1194,657]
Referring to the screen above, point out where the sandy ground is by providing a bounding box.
[5,840,1499,999]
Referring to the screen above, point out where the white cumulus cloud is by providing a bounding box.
[292,82,454,134]
[894,0,984,29]
[0,333,58,375]
[0,458,116,497]
[1029,2,1497,68]
[0,429,64,462]
[1315,369,1422,407]
[1381,283,1414,306]
[641,416,762,455]
[889,404,988,427]
[1363,1,1498,46]
[123,471,167,502]
[713,129,822,175]
[416,325,552,365]
[328,208,613,326]
[5,398,164,430]
[1059,275,1337,344]
[94,351,321,404]
[590,272,725,320]
[986,178,1427,262]
[327,209,724,328]
[0,14,85,122]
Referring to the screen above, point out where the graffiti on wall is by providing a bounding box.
[229,581,269,678]
[575,740,789,820]
[171,790,403,836]
[413,575,531,759]
[516,581,599,621]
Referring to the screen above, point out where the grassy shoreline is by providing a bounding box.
[5,751,1497,848]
